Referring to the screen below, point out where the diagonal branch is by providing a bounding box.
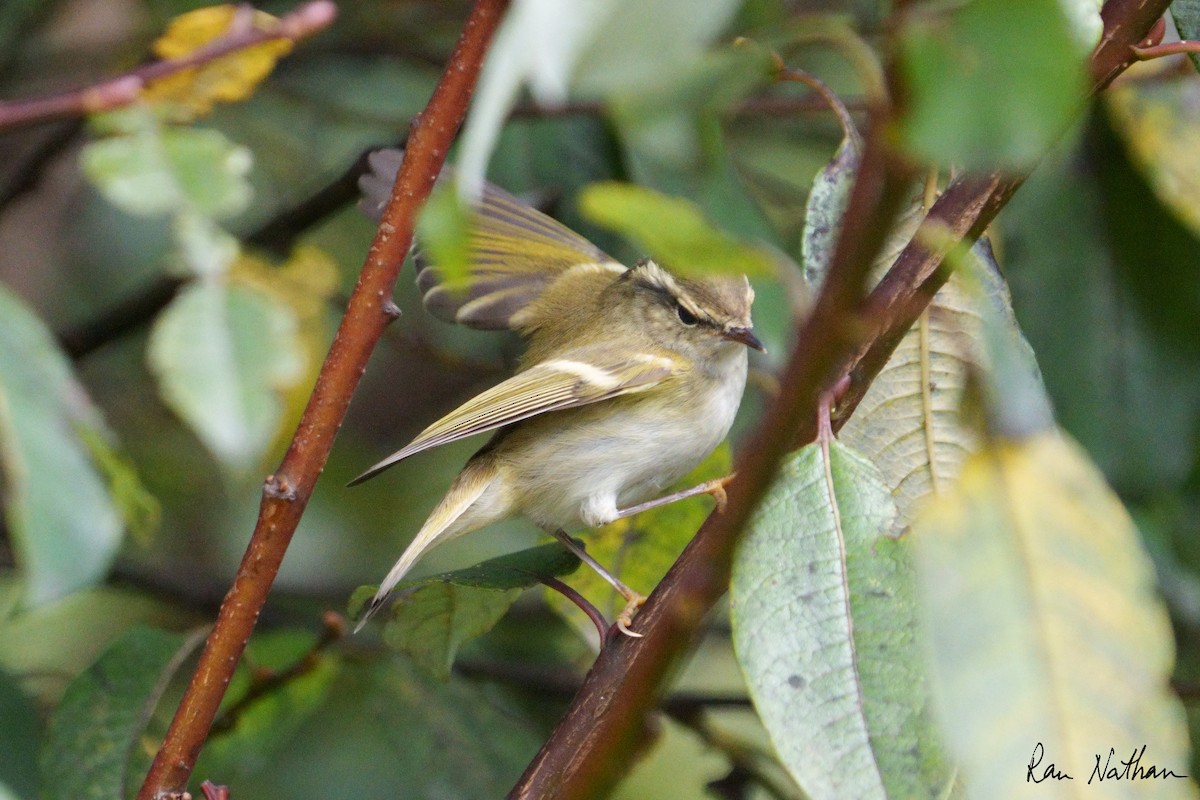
[507,2,1169,798]
[135,2,511,798]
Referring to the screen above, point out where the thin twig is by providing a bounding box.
[0,0,338,133]
[135,2,510,798]
[1132,39,1200,60]
[775,67,860,144]
[209,612,345,736]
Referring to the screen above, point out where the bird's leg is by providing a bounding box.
[551,529,646,638]
[613,473,736,519]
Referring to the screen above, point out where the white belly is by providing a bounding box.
[507,348,747,531]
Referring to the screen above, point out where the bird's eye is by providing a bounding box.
[675,303,698,326]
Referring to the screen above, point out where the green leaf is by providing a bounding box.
[369,543,580,680]
[1171,0,1200,72]
[732,442,955,799]
[82,110,252,219]
[801,130,861,291]
[1104,73,1200,239]
[75,426,160,546]
[0,583,189,706]
[0,285,123,605]
[967,241,1056,440]
[147,280,305,473]
[39,627,197,800]
[383,584,519,681]
[415,180,473,290]
[399,542,581,592]
[1003,121,1200,494]
[0,669,41,799]
[173,210,239,277]
[161,127,253,217]
[226,658,541,798]
[579,181,774,276]
[913,433,1196,798]
[897,0,1087,169]
[1097,96,1200,355]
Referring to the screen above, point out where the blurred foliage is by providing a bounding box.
[0,0,1198,799]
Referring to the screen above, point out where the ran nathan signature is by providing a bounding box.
[1027,742,1188,784]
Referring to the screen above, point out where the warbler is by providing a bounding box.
[351,149,763,635]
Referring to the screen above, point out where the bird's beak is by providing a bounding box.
[723,326,766,353]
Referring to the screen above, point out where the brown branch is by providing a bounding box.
[135,2,511,798]
[507,3,1169,798]
[0,0,338,133]
[1093,2,1168,88]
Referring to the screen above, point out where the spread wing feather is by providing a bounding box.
[347,348,683,486]
[359,149,623,332]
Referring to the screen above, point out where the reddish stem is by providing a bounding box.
[541,577,610,645]
[135,2,510,798]
[1132,39,1200,60]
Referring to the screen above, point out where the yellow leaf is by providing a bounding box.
[914,432,1195,798]
[143,5,293,120]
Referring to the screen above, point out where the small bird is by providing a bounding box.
[351,150,763,635]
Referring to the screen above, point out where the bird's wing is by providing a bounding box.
[359,149,623,331]
[347,348,684,485]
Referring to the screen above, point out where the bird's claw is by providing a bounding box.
[614,593,647,638]
[707,473,735,513]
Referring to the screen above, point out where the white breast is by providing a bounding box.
[511,345,748,532]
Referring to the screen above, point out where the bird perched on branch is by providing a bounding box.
[350,149,762,636]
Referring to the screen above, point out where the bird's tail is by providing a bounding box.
[354,458,502,632]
